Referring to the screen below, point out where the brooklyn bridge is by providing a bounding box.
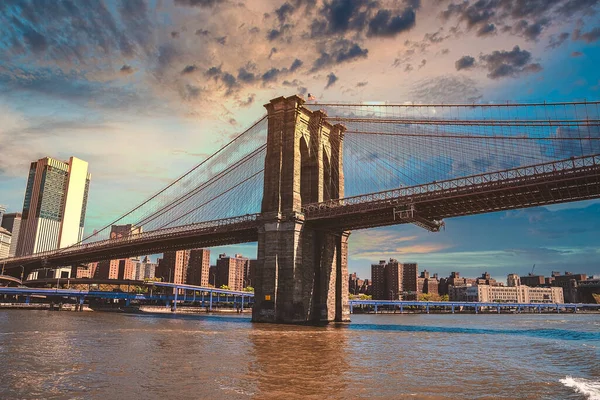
[2,95,600,324]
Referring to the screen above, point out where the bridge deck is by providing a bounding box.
[2,154,599,271]
[303,154,600,230]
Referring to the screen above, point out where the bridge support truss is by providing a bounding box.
[253,95,350,324]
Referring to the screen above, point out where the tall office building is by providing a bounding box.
[0,205,5,225]
[16,157,91,256]
[187,249,210,286]
[1,213,21,257]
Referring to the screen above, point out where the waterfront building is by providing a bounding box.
[215,253,248,291]
[476,272,502,286]
[371,259,419,300]
[507,274,521,287]
[247,259,257,288]
[448,284,473,301]
[1,213,22,257]
[418,270,440,295]
[439,272,477,295]
[94,225,142,280]
[135,256,157,281]
[187,249,210,286]
[466,284,564,303]
[371,260,387,299]
[0,227,11,259]
[520,273,545,287]
[16,156,91,256]
[386,260,403,300]
[552,272,588,303]
[156,250,190,284]
[95,258,136,280]
[402,262,419,299]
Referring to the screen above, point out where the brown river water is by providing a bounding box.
[0,311,599,399]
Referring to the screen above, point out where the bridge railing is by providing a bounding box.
[2,213,261,265]
[302,154,600,218]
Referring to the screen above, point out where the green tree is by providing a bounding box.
[243,286,254,292]
[220,285,231,290]
[358,294,372,300]
[440,294,449,302]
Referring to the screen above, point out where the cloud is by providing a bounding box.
[367,8,416,37]
[181,65,199,74]
[120,65,135,75]
[479,45,543,79]
[455,55,475,70]
[325,72,338,89]
[547,32,570,48]
[311,39,368,71]
[574,26,600,43]
[477,23,496,36]
[290,58,303,72]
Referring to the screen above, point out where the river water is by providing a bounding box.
[0,311,599,399]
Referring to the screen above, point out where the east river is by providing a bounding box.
[0,311,599,399]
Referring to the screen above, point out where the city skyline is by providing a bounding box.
[1,1,599,278]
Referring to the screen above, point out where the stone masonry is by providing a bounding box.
[252,95,350,324]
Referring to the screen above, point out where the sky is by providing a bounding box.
[0,0,599,281]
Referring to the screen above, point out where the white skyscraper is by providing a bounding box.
[16,157,91,256]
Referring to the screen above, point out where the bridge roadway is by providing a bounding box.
[303,154,600,231]
[1,154,599,272]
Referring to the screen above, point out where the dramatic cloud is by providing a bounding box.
[479,46,543,79]
[455,55,475,70]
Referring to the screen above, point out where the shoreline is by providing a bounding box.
[1,303,598,314]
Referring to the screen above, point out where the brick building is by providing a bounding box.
[371,259,419,300]
[186,249,210,286]
[215,253,248,291]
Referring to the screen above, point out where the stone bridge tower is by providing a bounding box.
[252,95,350,324]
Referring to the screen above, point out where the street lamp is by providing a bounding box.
[212,273,216,287]
[19,266,24,283]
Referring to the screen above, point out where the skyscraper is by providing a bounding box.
[16,157,91,256]
[0,205,5,225]
[1,213,22,257]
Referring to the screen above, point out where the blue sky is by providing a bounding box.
[0,0,599,280]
